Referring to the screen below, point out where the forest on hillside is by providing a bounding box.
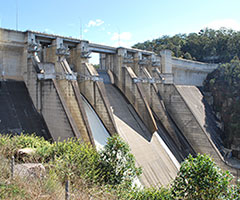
[132,28,240,63]
[133,28,240,158]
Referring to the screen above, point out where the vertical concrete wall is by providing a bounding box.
[55,79,93,143]
[172,58,218,86]
[41,80,76,141]
[25,58,39,109]
[0,29,26,79]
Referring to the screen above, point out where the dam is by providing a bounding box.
[0,28,239,186]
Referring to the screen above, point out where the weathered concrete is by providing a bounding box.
[124,66,157,133]
[132,65,195,160]
[27,39,95,143]
[105,84,179,187]
[0,80,50,139]
[158,84,240,180]
[53,79,91,142]
[79,63,117,135]
[139,66,181,146]
[24,54,78,141]
[172,57,218,86]
[0,29,26,78]
[41,79,76,141]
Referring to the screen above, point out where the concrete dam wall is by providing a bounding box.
[0,28,239,186]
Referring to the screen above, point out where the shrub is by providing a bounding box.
[171,154,233,200]
[98,135,142,187]
[123,187,172,200]
[51,138,100,183]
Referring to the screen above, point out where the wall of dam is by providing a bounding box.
[0,27,239,186]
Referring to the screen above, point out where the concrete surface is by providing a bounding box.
[0,80,50,139]
[81,94,110,150]
[105,84,179,187]
[160,84,240,180]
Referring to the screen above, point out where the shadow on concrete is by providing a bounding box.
[0,80,51,140]
[198,87,225,155]
[104,83,152,142]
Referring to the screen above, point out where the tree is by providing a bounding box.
[171,154,233,200]
[98,135,142,187]
[133,28,240,63]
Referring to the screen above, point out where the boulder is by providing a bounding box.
[14,163,46,179]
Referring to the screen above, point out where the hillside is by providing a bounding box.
[204,57,240,159]
[133,28,240,63]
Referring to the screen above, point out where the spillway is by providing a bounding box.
[81,94,110,150]
[104,83,179,186]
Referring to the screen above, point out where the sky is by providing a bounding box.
[1,0,240,63]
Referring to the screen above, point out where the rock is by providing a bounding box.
[16,148,36,161]
[17,148,36,156]
[14,163,46,179]
[216,121,224,131]
[216,112,221,120]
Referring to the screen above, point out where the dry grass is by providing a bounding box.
[0,156,117,200]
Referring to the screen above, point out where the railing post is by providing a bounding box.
[11,155,15,179]
[65,178,70,200]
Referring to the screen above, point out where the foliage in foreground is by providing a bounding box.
[0,134,141,186]
[99,135,142,186]
[0,134,142,199]
[171,154,236,200]
[0,134,239,199]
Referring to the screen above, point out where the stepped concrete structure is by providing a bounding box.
[0,28,239,186]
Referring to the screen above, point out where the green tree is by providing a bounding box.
[98,135,142,187]
[133,28,240,63]
[171,154,233,200]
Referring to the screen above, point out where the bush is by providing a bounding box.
[51,138,101,183]
[171,154,233,200]
[98,135,142,187]
[123,187,172,200]
[0,134,141,188]
[2,134,239,199]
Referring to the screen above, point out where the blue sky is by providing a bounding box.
[1,0,240,63]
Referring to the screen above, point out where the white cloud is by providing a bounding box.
[43,28,55,34]
[84,29,88,33]
[205,19,240,30]
[87,19,104,27]
[111,32,132,41]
